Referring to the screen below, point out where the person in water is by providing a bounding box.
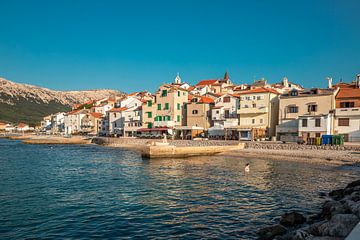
[244,163,250,172]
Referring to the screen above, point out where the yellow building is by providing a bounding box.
[277,88,338,141]
[142,84,188,131]
[238,87,280,140]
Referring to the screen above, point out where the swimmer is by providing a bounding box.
[244,163,250,173]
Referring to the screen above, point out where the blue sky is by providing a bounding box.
[0,0,359,93]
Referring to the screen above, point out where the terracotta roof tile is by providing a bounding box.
[336,88,360,99]
[108,107,128,112]
[238,87,279,95]
[196,80,218,86]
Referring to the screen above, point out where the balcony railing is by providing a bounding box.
[335,107,360,116]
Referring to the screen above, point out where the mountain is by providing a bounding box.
[0,78,124,126]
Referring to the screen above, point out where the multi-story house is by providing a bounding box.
[277,86,338,141]
[238,88,279,140]
[50,112,65,134]
[209,94,240,138]
[193,72,233,95]
[142,84,188,130]
[271,77,304,94]
[107,107,128,136]
[184,95,214,137]
[334,75,360,142]
[64,109,88,135]
[81,112,104,135]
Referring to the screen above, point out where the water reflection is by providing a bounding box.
[0,139,359,239]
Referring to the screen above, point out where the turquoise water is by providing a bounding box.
[0,138,359,239]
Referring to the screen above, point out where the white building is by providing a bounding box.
[64,109,88,135]
[209,94,240,138]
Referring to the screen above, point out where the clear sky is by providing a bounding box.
[0,0,359,93]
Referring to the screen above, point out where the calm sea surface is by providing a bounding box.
[0,138,359,239]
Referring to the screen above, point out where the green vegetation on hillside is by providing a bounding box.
[0,93,71,126]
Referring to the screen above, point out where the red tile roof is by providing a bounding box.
[18,123,29,128]
[199,96,215,104]
[108,107,128,112]
[196,80,218,86]
[90,112,104,118]
[336,88,360,99]
[66,110,80,115]
[238,87,279,95]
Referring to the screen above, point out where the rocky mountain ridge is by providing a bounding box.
[0,77,124,125]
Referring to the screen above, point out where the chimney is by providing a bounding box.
[357,74,360,88]
[326,77,332,89]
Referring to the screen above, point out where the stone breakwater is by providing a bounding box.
[257,179,360,240]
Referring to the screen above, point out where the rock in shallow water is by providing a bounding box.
[280,212,306,227]
[316,214,359,237]
[257,224,287,240]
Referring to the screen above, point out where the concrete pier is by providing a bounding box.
[141,143,245,159]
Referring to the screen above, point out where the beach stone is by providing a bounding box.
[311,237,343,240]
[346,179,360,189]
[257,224,287,240]
[344,200,360,218]
[280,212,306,227]
[321,201,347,220]
[328,189,344,201]
[317,214,359,237]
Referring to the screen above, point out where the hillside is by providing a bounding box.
[0,78,124,126]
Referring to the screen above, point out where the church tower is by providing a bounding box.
[175,73,181,84]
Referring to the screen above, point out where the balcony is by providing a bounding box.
[238,107,268,114]
[154,120,175,128]
[335,107,360,117]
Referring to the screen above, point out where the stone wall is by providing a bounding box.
[245,142,360,151]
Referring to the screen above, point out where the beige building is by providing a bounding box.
[277,88,338,141]
[238,87,280,140]
[186,95,214,130]
[142,84,188,131]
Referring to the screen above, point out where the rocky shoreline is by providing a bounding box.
[257,179,360,240]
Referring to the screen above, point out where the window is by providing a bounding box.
[157,104,161,110]
[147,112,152,118]
[147,100,152,107]
[161,90,167,97]
[260,119,263,124]
[302,119,308,127]
[338,118,350,126]
[315,133,321,138]
[340,102,355,108]
[177,115,181,122]
[252,103,256,108]
[288,106,298,113]
[308,104,317,112]
[257,96,261,100]
[216,110,219,114]
[165,103,169,110]
[252,96,256,100]
[252,119,255,124]
[177,103,180,110]
[178,91,180,97]
[113,113,117,117]
[223,96,231,102]
[147,122,152,129]
[192,110,198,114]
[290,90,298,96]
[158,116,162,121]
[167,116,171,121]
[315,118,321,127]
[183,92,186,96]
[246,96,251,100]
